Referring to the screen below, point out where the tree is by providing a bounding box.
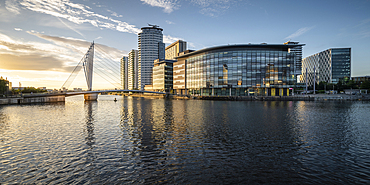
[360,80,370,90]
[346,80,357,89]
[0,80,7,95]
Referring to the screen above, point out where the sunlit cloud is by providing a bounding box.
[140,0,180,13]
[14,28,23,31]
[0,31,125,89]
[285,26,316,40]
[8,0,141,34]
[5,0,182,45]
[0,31,125,72]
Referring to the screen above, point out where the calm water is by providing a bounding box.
[1,96,370,184]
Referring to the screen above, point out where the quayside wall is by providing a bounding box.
[0,95,65,105]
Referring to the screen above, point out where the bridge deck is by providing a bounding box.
[23,90,165,98]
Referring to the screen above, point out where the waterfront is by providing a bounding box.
[1,95,370,184]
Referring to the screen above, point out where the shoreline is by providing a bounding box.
[116,93,370,101]
[1,93,369,105]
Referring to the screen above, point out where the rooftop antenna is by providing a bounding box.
[148,23,159,28]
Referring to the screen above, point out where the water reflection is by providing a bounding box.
[0,98,370,184]
[84,101,96,147]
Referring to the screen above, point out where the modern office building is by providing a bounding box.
[152,59,175,92]
[138,24,165,89]
[352,76,370,84]
[174,44,302,96]
[300,48,351,86]
[284,41,304,78]
[120,56,128,89]
[165,40,187,60]
[128,49,139,90]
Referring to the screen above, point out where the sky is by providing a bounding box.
[0,0,370,90]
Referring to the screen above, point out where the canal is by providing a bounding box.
[1,95,369,184]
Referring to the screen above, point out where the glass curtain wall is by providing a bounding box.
[186,49,295,96]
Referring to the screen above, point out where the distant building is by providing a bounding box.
[138,24,165,89]
[120,56,128,89]
[284,41,305,77]
[128,50,139,90]
[352,76,370,84]
[301,48,351,86]
[152,59,175,92]
[0,76,10,95]
[12,87,25,91]
[38,87,47,90]
[165,40,187,60]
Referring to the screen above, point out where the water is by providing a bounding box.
[1,96,370,184]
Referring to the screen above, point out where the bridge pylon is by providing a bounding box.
[83,42,94,91]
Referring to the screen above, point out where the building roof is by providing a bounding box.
[165,40,185,50]
[175,43,306,59]
[141,24,163,31]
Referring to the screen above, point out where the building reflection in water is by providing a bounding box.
[84,101,96,147]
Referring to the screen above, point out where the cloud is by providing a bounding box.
[166,20,175,24]
[0,31,125,73]
[140,0,180,13]
[5,0,20,14]
[57,17,85,38]
[285,26,315,40]
[10,0,141,34]
[0,54,72,71]
[191,0,233,17]
[188,42,196,48]
[14,28,22,31]
[27,31,125,62]
[163,35,183,44]
[107,9,123,18]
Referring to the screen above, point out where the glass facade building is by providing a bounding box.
[175,44,302,96]
[301,48,351,86]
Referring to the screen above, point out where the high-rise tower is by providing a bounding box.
[284,41,305,78]
[138,24,165,89]
[128,49,139,90]
[120,56,128,89]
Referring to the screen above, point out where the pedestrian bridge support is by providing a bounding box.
[84,93,98,101]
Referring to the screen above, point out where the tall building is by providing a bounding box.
[284,41,305,77]
[128,50,139,90]
[300,48,351,86]
[174,44,302,96]
[120,56,128,89]
[138,24,165,89]
[165,40,187,60]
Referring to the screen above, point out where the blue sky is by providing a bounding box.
[0,0,369,89]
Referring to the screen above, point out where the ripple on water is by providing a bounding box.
[0,98,370,184]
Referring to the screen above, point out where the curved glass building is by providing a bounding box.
[174,44,303,96]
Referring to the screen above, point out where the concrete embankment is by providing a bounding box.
[194,94,370,101]
[119,93,370,101]
[0,95,65,105]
